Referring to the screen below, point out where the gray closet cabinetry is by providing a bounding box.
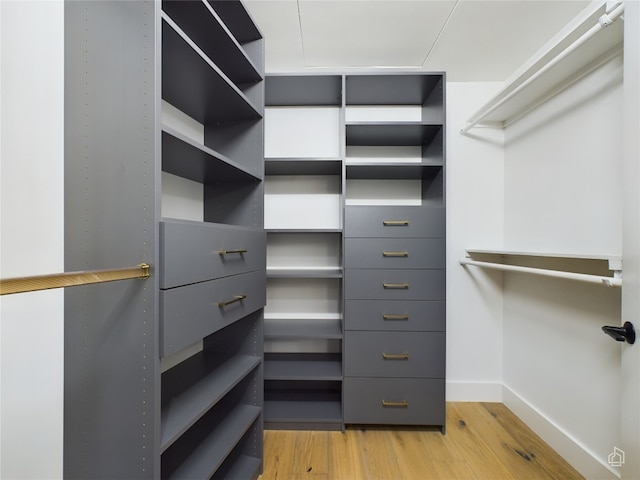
[64,1,265,478]
[263,75,344,431]
[343,74,446,431]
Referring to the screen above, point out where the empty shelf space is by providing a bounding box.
[162,126,261,183]
[161,403,261,479]
[161,352,261,451]
[162,13,261,123]
[266,75,343,106]
[345,74,443,106]
[264,317,343,339]
[265,157,343,176]
[264,388,342,430]
[264,353,342,381]
[161,0,262,85]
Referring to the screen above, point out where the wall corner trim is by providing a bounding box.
[502,384,620,480]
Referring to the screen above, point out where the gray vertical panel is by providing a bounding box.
[64,1,160,478]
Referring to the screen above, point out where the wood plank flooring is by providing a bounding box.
[259,402,584,480]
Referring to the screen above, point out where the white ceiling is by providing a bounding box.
[243,0,592,81]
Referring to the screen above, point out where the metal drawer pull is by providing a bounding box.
[383,283,409,289]
[382,400,409,407]
[217,295,247,307]
[383,220,409,226]
[382,251,409,257]
[216,249,247,255]
[383,313,409,320]
[382,353,409,360]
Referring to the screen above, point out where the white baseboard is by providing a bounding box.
[446,381,503,402]
[502,384,620,480]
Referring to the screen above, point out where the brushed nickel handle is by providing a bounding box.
[217,294,246,307]
[382,251,409,257]
[383,283,409,289]
[383,220,409,226]
[382,400,409,407]
[382,352,409,360]
[383,313,409,320]
[216,249,247,255]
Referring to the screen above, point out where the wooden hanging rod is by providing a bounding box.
[0,264,150,296]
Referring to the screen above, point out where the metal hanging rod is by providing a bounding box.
[459,258,621,287]
[0,263,150,296]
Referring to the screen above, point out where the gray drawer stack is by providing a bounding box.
[343,206,446,428]
[343,74,446,431]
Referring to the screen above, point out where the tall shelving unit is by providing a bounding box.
[263,75,345,430]
[64,1,266,478]
[342,74,446,431]
[261,72,446,431]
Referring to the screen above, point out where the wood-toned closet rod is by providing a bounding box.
[0,264,150,295]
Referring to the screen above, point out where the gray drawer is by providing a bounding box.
[344,377,445,426]
[345,238,445,269]
[345,269,445,300]
[160,220,266,289]
[345,300,445,332]
[344,206,445,238]
[160,270,266,357]
[345,331,445,378]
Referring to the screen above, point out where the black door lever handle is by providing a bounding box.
[602,322,635,344]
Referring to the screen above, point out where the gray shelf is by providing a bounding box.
[266,228,342,234]
[345,74,442,106]
[264,389,342,430]
[264,318,342,339]
[211,454,262,480]
[162,13,261,123]
[265,157,342,176]
[161,352,261,452]
[161,0,262,85]
[266,268,343,279]
[346,123,441,146]
[162,403,261,479]
[162,126,261,183]
[264,353,342,381]
[209,0,262,45]
[346,163,442,180]
[266,75,342,106]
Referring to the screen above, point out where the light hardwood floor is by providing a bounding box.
[259,402,584,480]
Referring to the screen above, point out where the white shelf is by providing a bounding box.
[461,1,624,132]
[461,249,622,287]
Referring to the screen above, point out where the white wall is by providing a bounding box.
[502,55,623,479]
[0,1,64,478]
[445,82,505,401]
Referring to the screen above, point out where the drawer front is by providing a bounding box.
[345,238,445,269]
[344,206,445,238]
[161,270,266,357]
[345,300,445,332]
[345,331,445,378]
[160,220,266,289]
[344,377,445,426]
[345,269,445,300]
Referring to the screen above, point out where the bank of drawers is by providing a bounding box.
[344,206,445,426]
[159,220,267,357]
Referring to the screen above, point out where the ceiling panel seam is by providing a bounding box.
[422,0,460,68]
[296,0,308,67]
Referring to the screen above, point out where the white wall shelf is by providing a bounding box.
[460,249,622,287]
[461,1,624,133]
